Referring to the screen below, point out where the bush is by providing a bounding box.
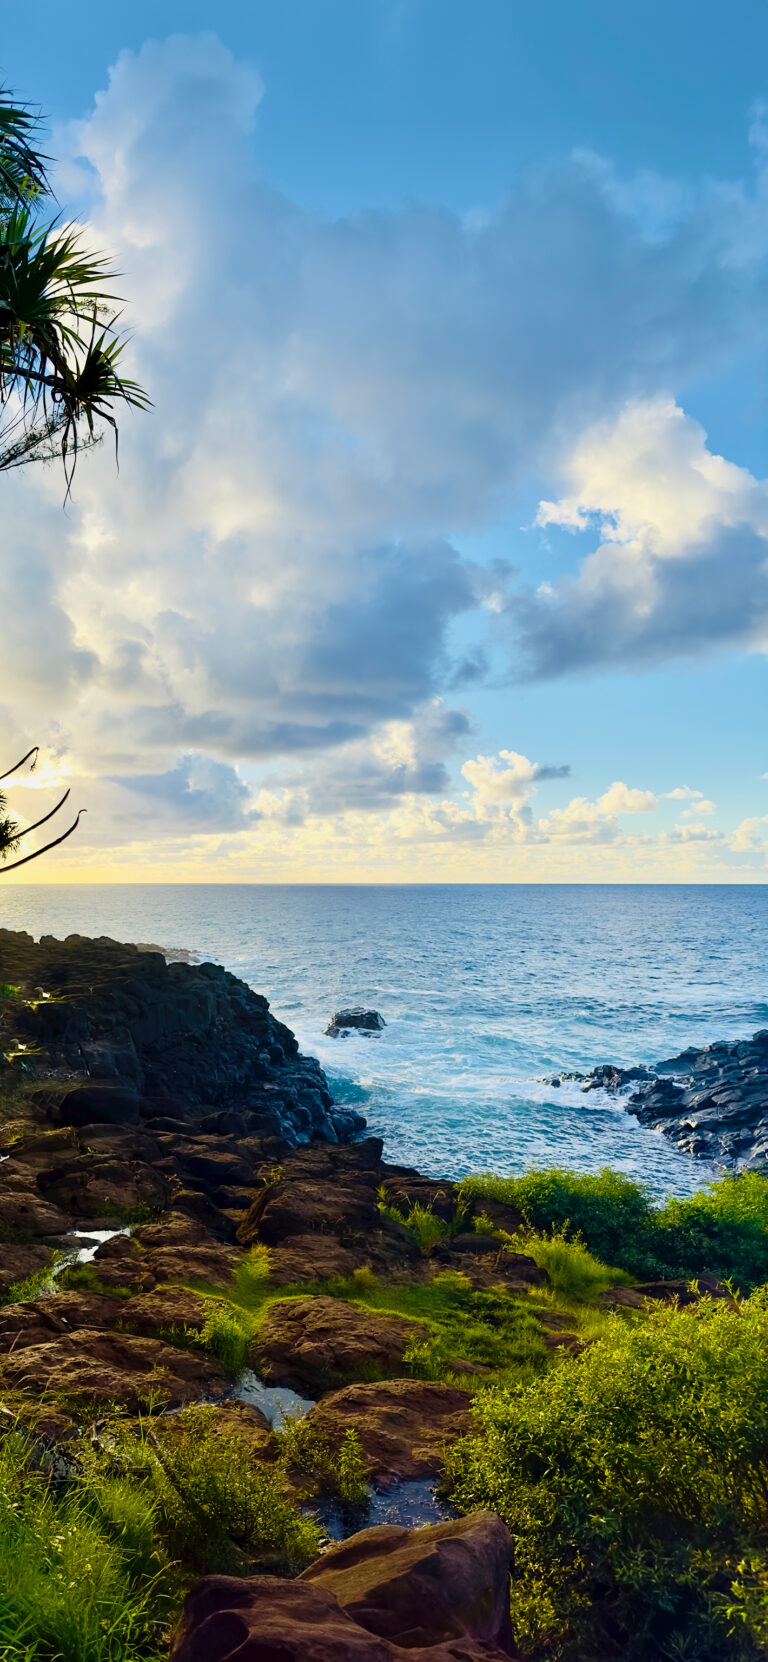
[378,1195,450,1255]
[523,1230,619,1300]
[462,1168,768,1289]
[444,1289,768,1660]
[194,1304,254,1374]
[139,1408,322,1575]
[277,1419,370,1505]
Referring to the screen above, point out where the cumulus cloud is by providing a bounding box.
[3,34,768,870]
[597,781,658,813]
[515,398,768,676]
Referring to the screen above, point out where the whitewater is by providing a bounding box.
[2,883,766,1196]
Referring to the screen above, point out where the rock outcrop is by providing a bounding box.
[0,929,364,1147]
[548,1028,768,1167]
[303,1380,474,1484]
[170,1512,517,1661]
[255,1296,429,1394]
[325,1008,385,1037]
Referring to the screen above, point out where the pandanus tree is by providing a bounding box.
[0,86,148,872]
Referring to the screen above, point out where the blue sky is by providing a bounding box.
[1,2,767,879]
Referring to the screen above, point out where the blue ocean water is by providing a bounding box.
[2,884,766,1196]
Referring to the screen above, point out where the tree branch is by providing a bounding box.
[14,787,70,840]
[0,808,85,872]
[0,746,38,782]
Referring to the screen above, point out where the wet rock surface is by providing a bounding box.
[325,1008,386,1037]
[170,1512,517,1662]
[550,1028,768,1166]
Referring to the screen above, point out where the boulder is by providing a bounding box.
[255,1296,428,1394]
[170,1514,516,1661]
[304,1379,473,1484]
[0,1327,226,1410]
[0,1243,53,1297]
[325,1008,385,1038]
[302,1512,515,1654]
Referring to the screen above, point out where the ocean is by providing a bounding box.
[2,884,766,1197]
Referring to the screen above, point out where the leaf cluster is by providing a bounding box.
[0,86,149,486]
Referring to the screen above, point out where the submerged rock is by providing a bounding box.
[170,1511,517,1661]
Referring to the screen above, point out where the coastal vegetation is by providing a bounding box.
[463,1165,768,1289]
[444,1290,768,1661]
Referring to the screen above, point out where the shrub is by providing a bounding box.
[444,1289,768,1660]
[194,1304,254,1375]
[463,1168,768,1289]
[139,1408,322,1575]
[522,1230,620,1300]
[378,1196,450,1255]
[277,1419,370,1505]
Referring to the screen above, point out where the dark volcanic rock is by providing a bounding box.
[170,1513,516,1661]
[0,929,364,1149]
[325,1008,385,1037]
[553,1028,768,1168]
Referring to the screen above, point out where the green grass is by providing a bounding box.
[444,1288,768,1661]
[55,1262,131,1300]
[0,1430,170,1662]
[3,1254,72,1306]
[0,1406,325,1662]
[276,1419,370,1504]
[462,1167,768,1290]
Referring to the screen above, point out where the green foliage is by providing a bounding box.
[277,1419,370,1505]
[463,1167,768,1289]
[234,1245,272,1298]
[194,1303,255,1375]
[0,1430,169,1662]
[0,983,19,999]
[377,1195,450,1255]
[55,1262,130,1300]
[136,1408,322,1576]
[329,1267,548,1381]
[521,1231,623,1300]
[444,1290,768,1661]
[0,102,150,484]
[4,1253,70,1305]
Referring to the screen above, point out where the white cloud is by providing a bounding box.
[597,781,658,813]
[518,398,768,675]
[3,35,768,872]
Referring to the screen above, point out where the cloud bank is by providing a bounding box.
[1,33,767,875]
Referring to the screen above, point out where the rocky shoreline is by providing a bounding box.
[549,1028,768,1169]
[0,929,758,1660]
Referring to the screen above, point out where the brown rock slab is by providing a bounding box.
[0,1292,124,1353]
[255,1296,427,1394]
[91,1233,157,1292]
[265,1235,362,1284]
[302,1511,515,1653]
[170,1511,517,1661]
[304,1379,473,1484]
[118,1287,210,1338]
[0,1327,226,1410]
[0,1244,53,1297]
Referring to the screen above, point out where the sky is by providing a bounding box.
[1,0,767,882]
